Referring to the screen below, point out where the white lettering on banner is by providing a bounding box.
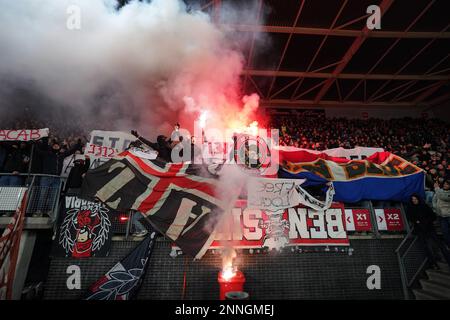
[308,210,328,239]
[88,130,136,153]
[243,209,262,241]
[288,208,310,239]
[232,209,243,240]
[326,209,346,238]
[208,203,349,249]
[0,128,49,141]
[247,178,305,211]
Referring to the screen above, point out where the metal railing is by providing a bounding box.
[0,173,63,222]
[395,226,429,300]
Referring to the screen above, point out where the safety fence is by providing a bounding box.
[0,173,62,222]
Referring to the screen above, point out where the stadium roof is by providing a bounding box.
[189,0,450,111]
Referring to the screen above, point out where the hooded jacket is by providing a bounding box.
[137,135,172,162]
[406,196,436,234]
[433,188,450,217]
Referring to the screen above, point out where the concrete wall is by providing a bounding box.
[43,238,420,300]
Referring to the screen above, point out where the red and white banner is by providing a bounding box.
[277,146,384,160]
[0,190,27,300]
[374,208,404,231]
[209,200,349,249]
[0,128,49,141]
[344,208,372,232]
[84,142,119,159]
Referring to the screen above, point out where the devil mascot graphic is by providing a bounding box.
[58,201,111,258]
[72,210,101,258]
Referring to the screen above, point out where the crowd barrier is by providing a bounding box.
[0,173,63,222]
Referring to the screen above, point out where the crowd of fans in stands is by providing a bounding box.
[270,115,450,192]
[0,115,449,244]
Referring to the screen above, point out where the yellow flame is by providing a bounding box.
[221,248,237,280]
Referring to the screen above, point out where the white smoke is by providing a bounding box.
[0,0,265,137]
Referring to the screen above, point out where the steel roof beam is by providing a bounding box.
[227,25,450,39]
[260,99,415,108]
[244,69,449,80]
[313,0,395,104]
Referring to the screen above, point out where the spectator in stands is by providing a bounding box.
[132,211,148,237]
[131,130,172,162]
[406,194,450,269]
[31,137,82,216]
[0,142,29,186]
[0,143,7,172]
[64,155,90,192]
[433,180,450,248]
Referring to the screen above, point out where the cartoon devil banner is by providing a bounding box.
[52,195,113,258]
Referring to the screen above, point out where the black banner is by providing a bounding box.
[52,195,113,258]
[85,228,157,300]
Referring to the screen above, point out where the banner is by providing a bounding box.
[81,150,225,259]
[295,182,335,211]
[277,146,384,161]
[280,150,425,202]
[344,208,372,232]
[0,128,49,141]
[208,200,349,250]
[85,229,157,300]
[84,142,119,159]
[374,208,404,231]
[53,195,113,258]
[88,130,136,152]
[247,178,305,211]
[0,190,27,300]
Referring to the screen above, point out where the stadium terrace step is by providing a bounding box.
[425,269,450,286]
[413,289,449,300]
[419,279,450,299]
[0,216,53,229]
[437,262,450,273]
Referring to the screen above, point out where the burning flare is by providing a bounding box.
[221,247,237,281]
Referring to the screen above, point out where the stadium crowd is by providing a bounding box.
[0,115,449,245]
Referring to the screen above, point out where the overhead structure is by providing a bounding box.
[193,0,450,111]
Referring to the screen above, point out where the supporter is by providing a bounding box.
[132,211,148,237]
[433,181,450,248]
[0,143,7,171]
[31,137,82,216]
[0,142,30,186]
[406,194,450,269]
[131,130,172,162]
[64,155,90,192]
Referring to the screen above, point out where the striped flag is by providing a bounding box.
[81,150,225,259]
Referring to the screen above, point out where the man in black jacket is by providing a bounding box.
[64,155,90,193]
[32,138,82,215]
[0,142,29,186]
[406,194,450,269]
[131,130,172,162]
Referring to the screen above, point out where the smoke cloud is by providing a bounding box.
[0,0,266,138]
